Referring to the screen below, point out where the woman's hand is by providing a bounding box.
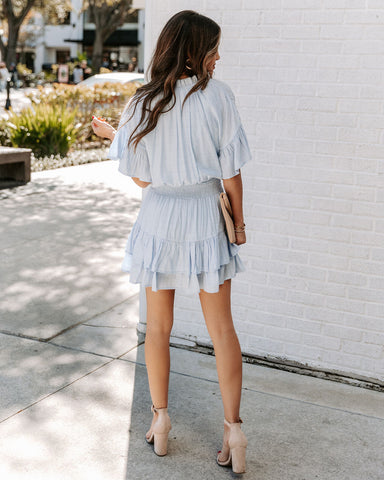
[235,231,246,246]
[223,172,247,246]
[132,177,151,188]
[91,116,116,141]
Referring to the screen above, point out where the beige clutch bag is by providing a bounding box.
[219,192,236,243]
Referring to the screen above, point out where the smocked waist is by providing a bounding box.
[150,178,222,197]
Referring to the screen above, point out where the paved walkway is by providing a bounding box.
[0,87,37,118]
[1,161,384,479]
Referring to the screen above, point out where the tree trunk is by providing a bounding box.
[1,0,36,67]
[89,0,133,73]
[0,36,6,63]
[92,28,104,74]
[6,21,20,67]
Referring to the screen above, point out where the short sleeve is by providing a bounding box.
[218,85,252,179]
[108,99,152,182]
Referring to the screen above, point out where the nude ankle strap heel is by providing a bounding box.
[217,418,248,474]
[146,405,172,456]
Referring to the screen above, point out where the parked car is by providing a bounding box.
[78,72,145,87]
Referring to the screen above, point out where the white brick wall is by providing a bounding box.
[144,0,384,383]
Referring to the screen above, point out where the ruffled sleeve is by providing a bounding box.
[218,85,252,179]
[108,100,152,182]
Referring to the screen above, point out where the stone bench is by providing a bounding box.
[0,147,31,188]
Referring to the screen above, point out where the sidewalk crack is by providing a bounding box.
[43,292,140,342]
[0,342,144,425]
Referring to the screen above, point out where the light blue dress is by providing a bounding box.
[109,75,252,293]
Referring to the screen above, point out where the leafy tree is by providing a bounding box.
[84,0,134,73]
[0,0,35,67]
[41,1,72,25]
[0,0,71,67]
[0,1,136,72]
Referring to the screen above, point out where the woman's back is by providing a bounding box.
[109,76,251,187]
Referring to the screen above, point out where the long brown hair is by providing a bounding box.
[127,10,221,149]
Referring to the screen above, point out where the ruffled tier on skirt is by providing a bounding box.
[122,178,245,293]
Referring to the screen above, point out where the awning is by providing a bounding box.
[83,29,139,46]
[64,29,139,47]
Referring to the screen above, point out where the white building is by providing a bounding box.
[33,0,83,72]
[33,0,145,73]
[142,0,384,388]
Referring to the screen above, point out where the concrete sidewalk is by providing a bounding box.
[1,161,383,480]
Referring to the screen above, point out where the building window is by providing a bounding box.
[56,50,70,64]
[60,11,71,25]
[45,9,71,26]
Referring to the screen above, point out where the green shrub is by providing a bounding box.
[7,104,80,157]
[26,82,139,147]
[0,118,12,147]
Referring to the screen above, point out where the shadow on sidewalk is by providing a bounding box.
[123,339,384,480]
[124,344,235,479]
[0,177,141,341]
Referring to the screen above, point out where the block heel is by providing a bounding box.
[231,446,247,474]
[145,405,171,457]
[217,418,247,474]
[153,432,169,456]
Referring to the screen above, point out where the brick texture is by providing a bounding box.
[144,0,384,382]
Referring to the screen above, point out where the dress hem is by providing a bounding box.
[121,254,245,294]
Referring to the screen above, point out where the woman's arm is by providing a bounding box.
[91,117,151,189]
[222,172,246,245]
[91,117,116,140]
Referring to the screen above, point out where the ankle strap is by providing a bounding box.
[224,417,243,427]
[151,404,168,413]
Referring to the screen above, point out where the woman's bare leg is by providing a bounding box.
[145,287,175,410]
[199,280,242,423]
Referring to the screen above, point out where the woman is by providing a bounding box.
[92,10,252,474]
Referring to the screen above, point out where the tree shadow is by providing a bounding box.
[0,175,141,340]
[0,169,144,476]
